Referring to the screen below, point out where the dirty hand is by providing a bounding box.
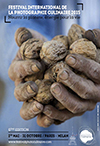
[8,27,60,128]
[8,27,47,121]
[43,54,100,126]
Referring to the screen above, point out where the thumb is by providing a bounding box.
[15,27,47,47]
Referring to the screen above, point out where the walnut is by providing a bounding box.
[69,38,97,60]
[68,24,85,46]
[19,38,43,60]
[52,35,69,49]
[40,40,68,66]
[33,79,54,104]
[31,79,65,109]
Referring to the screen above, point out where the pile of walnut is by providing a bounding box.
[16,24,100,110]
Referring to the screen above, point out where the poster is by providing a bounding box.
[0,0,100,146]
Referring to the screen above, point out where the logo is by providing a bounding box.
[68,127,77,145]
[68,135,77,145]
[79,127,95,145]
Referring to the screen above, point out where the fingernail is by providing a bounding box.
[66,56,76,65]
[35,102,43,111]
[59,70,68,80]
[16,28,32,46]
[33,104,41,112]
[20,28,32,44]
[33,104,39,112]
[28,98,34,103]
[27,85,34,94]
[32,64,40,72]
[44,118,53,126]
[52,85,61,94]
[44,110,52,116]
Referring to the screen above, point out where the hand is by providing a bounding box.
[37,104,83,127]
[8,27,59,128]
[8,27,68,128]
[8,27,47,120]
[44,54,100,126]
[8,27,47,87]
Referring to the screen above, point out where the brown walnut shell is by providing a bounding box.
[52,35,69,49]
[19,38,43,60]
[33,79,54,104]
[68,24,85,46]
[40,40,68,66]
[69,38,97,60]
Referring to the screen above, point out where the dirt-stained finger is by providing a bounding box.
[43,105,75,121]
[15,27,47,47]
[65,54,100,84]
[20,100,43,120]
[14,81,38,101]
[8,59,42,81]
[37,113,54,128]
[57,67,99,101]
[50,83,96,113]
